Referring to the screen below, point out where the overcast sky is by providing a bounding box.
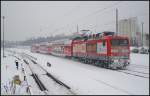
[1,1,149,41]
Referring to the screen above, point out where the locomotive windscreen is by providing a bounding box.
[103,31,115,36]
[111,39,128,46]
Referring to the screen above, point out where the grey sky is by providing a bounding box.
[1,1,149,41]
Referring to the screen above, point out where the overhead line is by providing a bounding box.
[68,1,121,25]
[52,1,122,34]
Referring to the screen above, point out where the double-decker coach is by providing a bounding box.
[51,39,72,57]
[31,31,130,69]
[31,44,40,53]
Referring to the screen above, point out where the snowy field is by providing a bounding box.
[1,47,149,95]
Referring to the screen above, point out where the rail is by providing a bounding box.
[116,70,149,79]
[23,58,48,94]
[22,53,75,94]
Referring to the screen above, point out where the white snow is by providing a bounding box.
[1,47,149,95]
[130,53,149,66]
[1,50,30,95]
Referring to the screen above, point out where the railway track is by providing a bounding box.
[22,52,149,79]
[21,53,149,79]
[125,69,149,74]
[130,64,149,69]
[22,52,37,60]
[116,70,149,79]
[26,56,72,90]
[5,49,149,95]
[6,50,47,95]
[30,59,71,90]
[21,53,75,95]
[23,58,48,95]
[123,64,149,78]
[8,54,21,61]
[94,79,133,95]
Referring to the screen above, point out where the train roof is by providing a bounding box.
[52,39,72,45]
[105,35,129,39]
[72,31,129,41]
[32,44,40,46]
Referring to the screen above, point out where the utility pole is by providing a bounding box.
[141,22,144,47]
[2,16,5,58]
[95,15,97,33]
[116,8,118,35]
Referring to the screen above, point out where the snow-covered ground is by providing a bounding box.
[1,47,149,95]
[1,50,30,95]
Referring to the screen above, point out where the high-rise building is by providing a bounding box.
[118,17,141,46]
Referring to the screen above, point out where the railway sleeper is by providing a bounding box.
[23,54,37,64]
[23,59,29,65]
[46,72,70,89]
[31,74,47,91]
[30,59,37,64]
[23,53,37,60]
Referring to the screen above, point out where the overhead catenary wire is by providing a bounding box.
[41,1,148,37]
[51,1,148,35]
[72,1,122,24]
[46,2,82,32]
[52,1,122,35]
[59,12,148,35]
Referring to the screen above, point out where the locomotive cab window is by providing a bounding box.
[111,39,128,46]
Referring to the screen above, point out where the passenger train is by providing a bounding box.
[31,31,130,69]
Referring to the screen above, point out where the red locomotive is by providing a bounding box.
[31,31,130,69]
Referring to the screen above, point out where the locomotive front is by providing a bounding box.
[109,37,130,69]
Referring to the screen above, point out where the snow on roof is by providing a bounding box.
[32,44,40,46]
[52,39,72,45]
